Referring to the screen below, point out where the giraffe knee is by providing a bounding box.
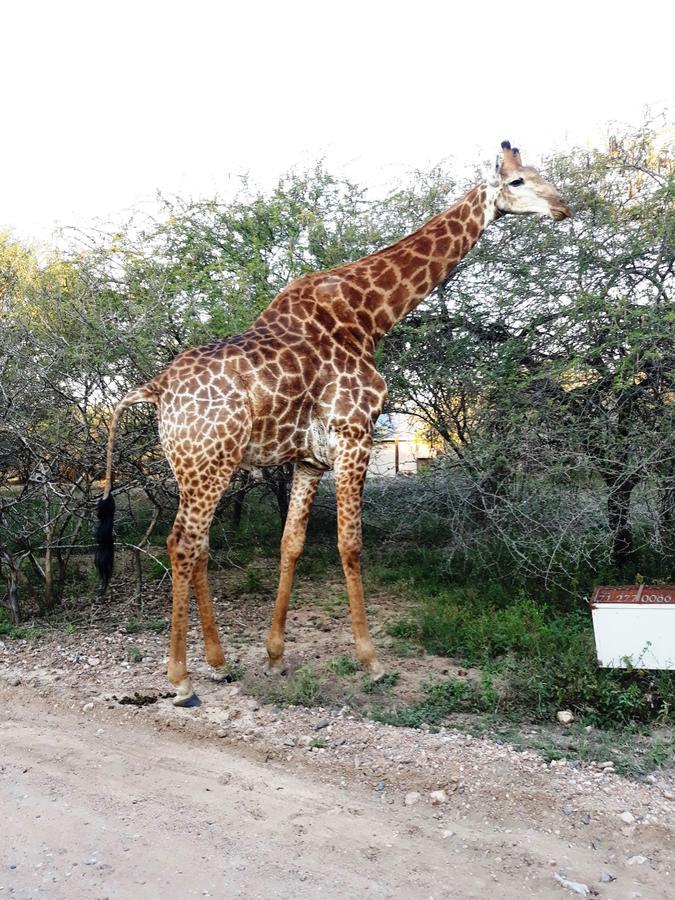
[167,526,201,570]
[280,532,305,563]
[338,536,362,568]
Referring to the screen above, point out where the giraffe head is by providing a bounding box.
[489,140,572,221]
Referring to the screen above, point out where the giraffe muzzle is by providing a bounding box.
[552,203,573,221]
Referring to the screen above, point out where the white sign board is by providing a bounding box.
[590,586,675,670]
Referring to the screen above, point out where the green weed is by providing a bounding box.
[328,655,359,677]
[260,665,330,708]
[380,550,675,730]
[362,671,400,693]
[0,609,43,640]
[127,645,143,663]
[124,616,142,634]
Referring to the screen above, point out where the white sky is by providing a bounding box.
[2,0,672,244]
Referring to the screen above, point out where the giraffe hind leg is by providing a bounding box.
[165,443,247,706]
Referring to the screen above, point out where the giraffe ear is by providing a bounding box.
[487,155,501,185]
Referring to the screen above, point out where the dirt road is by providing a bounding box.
[1,572,674,899]
[1,674,673,900]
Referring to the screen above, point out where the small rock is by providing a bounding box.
[375,781,385,792]
[553,872,590,896]
[619,811,635,824]
[626,855,647,866]
[430,790,448,805]
[283,736,296,747]
[661,789,675,801]
[10,676,21,687]
[599,871,616,883]
[315,719,330,731]
[87,657,100,666]
[82,702,94,712]
[216,729,227,738]
[580,812,591,825]
[562,802,574,816]
[404,792,421,806]
[556,710,574,725]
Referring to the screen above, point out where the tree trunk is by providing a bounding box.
[42,484,55,612]
[607,478,637,568]
[266,465,291,527]
[231,472,250,529]
[0,550,22,624]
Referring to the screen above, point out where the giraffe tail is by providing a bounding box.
[95,384,158,594]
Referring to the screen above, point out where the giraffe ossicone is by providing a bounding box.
[95,141,571,706]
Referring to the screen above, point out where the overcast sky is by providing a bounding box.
[2,0,672,243]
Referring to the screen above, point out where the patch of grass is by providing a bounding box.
[381,555,675,730]
[328,654,360,677]
[124,616,142,635]
[123,615,167,636]
[255,665,331,709]
[298,544,336,578]
[373,677,481,728]
[127,645,143,663]
[465,718,675,779]
[0,609,43,640]
[387,637,418,658]
[221,661,244,683]
[362,671,400,693]
[310,736,327,749]
[242,568,264,593]
[147,553,171,580]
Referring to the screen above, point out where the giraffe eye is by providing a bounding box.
[508,178,524,187]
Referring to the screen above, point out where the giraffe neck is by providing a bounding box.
[349,182,497,342]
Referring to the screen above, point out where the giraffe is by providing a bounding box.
[96,141,571,706]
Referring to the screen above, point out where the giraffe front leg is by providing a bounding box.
[166,474,236,706]
[335,438,385,682]
[266,464,322,674]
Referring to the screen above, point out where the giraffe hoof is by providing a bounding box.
[264,658,287,677]
[172,678,199,707]
[367,661,387,683]
[210,665,233,683]
[173,691,201,708]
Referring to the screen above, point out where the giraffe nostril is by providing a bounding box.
[553,204,573,221]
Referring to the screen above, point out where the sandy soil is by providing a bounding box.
[1,563,674,898]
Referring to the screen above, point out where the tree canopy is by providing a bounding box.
[1,117,673,619]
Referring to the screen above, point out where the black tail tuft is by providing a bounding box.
[94,494,116,594]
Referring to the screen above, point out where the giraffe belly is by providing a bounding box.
[240,417,337,471]
[302,418,337,469]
